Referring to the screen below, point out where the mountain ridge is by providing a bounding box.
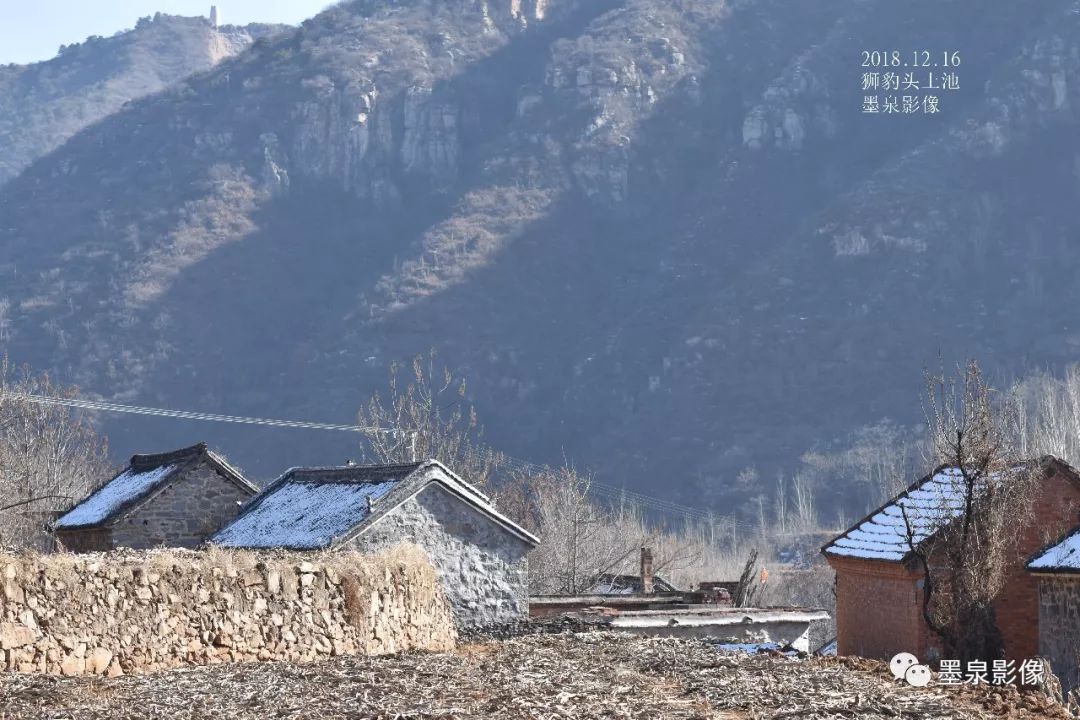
[2,0,1079,518]
[0,12,286,187]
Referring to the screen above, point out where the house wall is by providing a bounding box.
[829,464,1080,662]
[831,555,931,660]
[55,527,111,553]
[1036,576,1080,696]
[345,483,532,629]
[993,467,1080,661]
[109,461,255,550]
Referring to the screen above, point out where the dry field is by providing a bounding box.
[0,632,1070,720]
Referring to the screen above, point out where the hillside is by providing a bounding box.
[0,13,285,186]
[2,0,1080,516]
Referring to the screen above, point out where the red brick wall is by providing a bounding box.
[831,555,931,659]
[828,462,1080,661]
[993,466,1080,661]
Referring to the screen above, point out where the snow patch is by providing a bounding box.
[212,479,401,550]
[825,468,972,561]
[55,464,179,529]
[1029,529,1080,571]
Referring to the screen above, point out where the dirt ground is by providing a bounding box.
[0,633,1071,719]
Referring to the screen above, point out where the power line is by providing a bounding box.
[1,391,721,524]
[0,392,388,434]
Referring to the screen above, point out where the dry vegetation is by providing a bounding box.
[0,632,1068,720]
[0,361,111,550]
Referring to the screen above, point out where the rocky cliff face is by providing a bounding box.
[0,14,284,187]
[2,0,1080,516]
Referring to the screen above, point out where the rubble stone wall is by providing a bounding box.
[0,544,456,676]
[110,461,255,550]
[347,483,531,629]
[1037,576,1080,696]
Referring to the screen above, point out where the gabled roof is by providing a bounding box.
[1028,525,1080,574]
[822,456,1080,564]
[211,459,540,551]
[54,443,258,531]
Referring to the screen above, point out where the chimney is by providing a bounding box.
[640,546,654,595]
[209,5,220,29]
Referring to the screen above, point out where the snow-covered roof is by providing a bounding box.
[210,467,412,549]
[54,442,257,531]
[1028,526,1080,573]
[55,463,179,529]
[212,459,540,551]
[823,467,972,562]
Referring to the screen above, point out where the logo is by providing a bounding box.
[889,653,1047,688]
[890,652,932,687]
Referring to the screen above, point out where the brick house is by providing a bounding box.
[211,459,540,629]
[54,443,259,552]
[822,456,1080,661]
[1027,525,1080,695]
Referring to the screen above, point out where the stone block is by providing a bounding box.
[0,623,36,650]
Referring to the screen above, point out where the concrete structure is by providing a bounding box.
[823,456,1080,661]
[605,607,830,652]
[209,5,220,28]
[54,443,258,552]
[1028,525,1080,696]
[529,597,827,652]
[212,460,539,629]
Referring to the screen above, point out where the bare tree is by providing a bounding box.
[902,360,1039,663]
[522,465,647,595]
[774,473,789,535]
[791,471,817,533]
[0,359,111,550]
[358,350,503,488]
[1011,364,1080,465]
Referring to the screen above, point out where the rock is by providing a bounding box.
[0,623,36,650]
[59,654,85,676]
[88,647,113,675]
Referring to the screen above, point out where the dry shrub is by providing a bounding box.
[0,360,111,551]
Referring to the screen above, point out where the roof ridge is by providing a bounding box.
[284,462,426,483]
[130,442,208,470]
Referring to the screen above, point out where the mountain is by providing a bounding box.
[0,13,286,187]
[2,0,1079,516]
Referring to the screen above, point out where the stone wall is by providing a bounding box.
[111,461,255,550]
[347,483,531,629]
[0,544,455,676]
[1037,576,1080,696]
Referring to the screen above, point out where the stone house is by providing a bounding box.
[822,456,1080,661]
[1027,525,1080,695]
[211,459,540,629]
[54,443,259,552]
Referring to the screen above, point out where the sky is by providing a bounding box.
[0,1,335,65]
